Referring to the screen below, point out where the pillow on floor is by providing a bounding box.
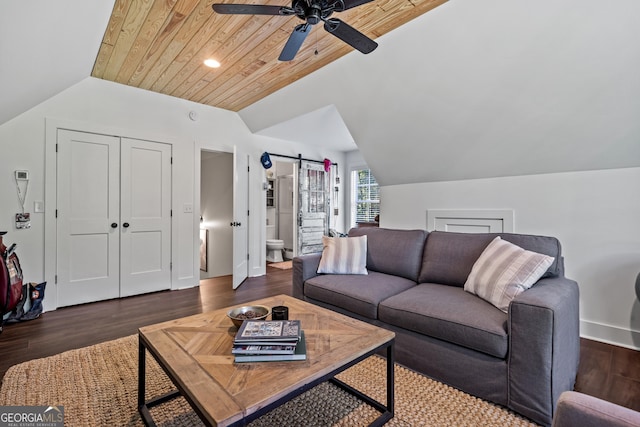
[464,236,554,313]
[317,235,368,275]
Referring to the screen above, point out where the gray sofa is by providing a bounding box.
[293,227,580,426]
[552,391,640,427]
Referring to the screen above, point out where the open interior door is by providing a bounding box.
[232,146,249,289]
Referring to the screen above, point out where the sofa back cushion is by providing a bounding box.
[348,227,428,282]
[418,231,562,287]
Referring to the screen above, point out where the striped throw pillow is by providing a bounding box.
[464,236,554,313]
[317,235,368,275]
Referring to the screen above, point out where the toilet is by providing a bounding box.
[266,239,285,262]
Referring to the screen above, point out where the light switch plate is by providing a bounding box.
[34,201,45,213]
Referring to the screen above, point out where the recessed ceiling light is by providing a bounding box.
[204,59,221,68]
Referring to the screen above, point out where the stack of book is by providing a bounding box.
[232,319,306,362]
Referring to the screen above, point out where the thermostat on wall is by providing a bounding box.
[15,170,29,181]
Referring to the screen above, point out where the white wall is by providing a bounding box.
[380,167,640,349]
[0,77,346,311]
[245,135,348,274]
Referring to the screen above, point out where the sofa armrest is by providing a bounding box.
[507,276,580,426]
[552,391,640,427]
[292,254,322,300]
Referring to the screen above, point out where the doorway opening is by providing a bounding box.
[265,160,297,267]
[200,150,233,279]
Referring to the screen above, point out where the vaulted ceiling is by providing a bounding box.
[92,0,446,112]
[2,0,639,187]
[240,0,640,185]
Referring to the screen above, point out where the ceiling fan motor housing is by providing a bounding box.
[293,0,339,24]
[307,4,323,24]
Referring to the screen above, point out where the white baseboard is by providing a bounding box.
[580,320,640,350]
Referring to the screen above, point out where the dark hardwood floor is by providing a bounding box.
[1,265,639,416]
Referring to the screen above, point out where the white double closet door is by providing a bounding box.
[56,130,172,307]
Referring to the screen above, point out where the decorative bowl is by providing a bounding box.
[227,305,270,328]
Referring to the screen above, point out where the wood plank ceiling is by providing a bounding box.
[92,0,446,112]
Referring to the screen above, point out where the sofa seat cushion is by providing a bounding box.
[304,272,417,320]
[379,283,509,358]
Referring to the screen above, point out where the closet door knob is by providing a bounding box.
[123,222,130,228]
[111,223,118,228]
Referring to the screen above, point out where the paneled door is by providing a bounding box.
[57,130,172,307]
[232,146,249,289]
[297,161,329,255]
[119,138,172,297]
[57,130,121,306]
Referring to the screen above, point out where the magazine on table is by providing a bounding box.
[234,332,307,363]
[234,319,301,344]
[232,343,297,355]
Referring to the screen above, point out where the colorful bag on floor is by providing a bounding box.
[1,232,25,332]
[21,282,46,321]
[4,283,28,324]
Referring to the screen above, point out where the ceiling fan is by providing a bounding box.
[211,0,378,61]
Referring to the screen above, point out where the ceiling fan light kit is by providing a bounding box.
[211,0,378,61]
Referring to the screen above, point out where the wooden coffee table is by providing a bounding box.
[138,294,395,427]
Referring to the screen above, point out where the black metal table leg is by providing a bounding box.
[138,336,155,427]
[138,335,181,426]
[387,341,395,420]
[328,340,395,426]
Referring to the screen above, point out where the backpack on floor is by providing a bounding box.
[1,232,24,333]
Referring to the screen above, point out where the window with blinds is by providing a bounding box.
[353,169,380,223]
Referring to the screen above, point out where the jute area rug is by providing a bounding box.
[0,335,538,426]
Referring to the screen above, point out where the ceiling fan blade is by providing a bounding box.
[323,18,377,54]
[212,4,294,15]
[334,0,373,12]
[278,24,312,61]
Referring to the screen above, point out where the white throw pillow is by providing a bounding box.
[317,235,368,275]
[464,236,554,313]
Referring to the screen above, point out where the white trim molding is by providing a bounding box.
[580,320,640,351]
[426,209,515,233]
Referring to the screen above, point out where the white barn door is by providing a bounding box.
[297,161,329,255]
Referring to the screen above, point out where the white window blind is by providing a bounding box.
[353,169,380,223]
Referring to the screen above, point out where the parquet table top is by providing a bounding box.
[138,294,395,426]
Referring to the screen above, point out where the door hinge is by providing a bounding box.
[247,253,250,260]
[170,210,173,217]
[170,262,173,271]
[247,209,250,216]
[55,209,58,218]
[55,143,58,153]
[55,275,58,284]
[247,165,250,172]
